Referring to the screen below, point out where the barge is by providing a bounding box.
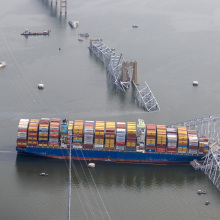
[21,29,51,36]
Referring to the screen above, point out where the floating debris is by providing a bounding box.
[68,21,79,28]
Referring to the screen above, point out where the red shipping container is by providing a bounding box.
[17,139,27,143]
[146,146,156,150]
[156,148,166,152]
[49,134,59,138]
[167,150,176,153]
[84,144,94,149]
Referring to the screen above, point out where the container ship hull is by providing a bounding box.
[16,147,204,164]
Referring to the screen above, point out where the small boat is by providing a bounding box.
[193,81,199,86]
[78,38,83,42]
[205,201,210,205]
[132,25,138,28]
[39,172,48,176]
[111,48,115,51]
[21,29,51,36]
[68,21,79,28]
[197,190,207,195]
[38,83,44,89]
[88,163,95,168]
[79,33,89,38]
[0,61,6,68]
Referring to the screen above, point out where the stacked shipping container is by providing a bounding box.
[156,125,167,152]
[198,136,209,154]
[38,118,50,147]
[116,122,126,150]
[94,121,105,149]
[60,121,68,144]
[28,119,39,146]
[188,130,198,154]
[67,121,73,148]
[126,122,136,151]
[49,118,60,148]
[73,120,84,149]
[177,127,188,153]
[84,121,94,149]
[166,128,177,153]
[136,119,146,151]
[105,122,115,150]
[146,124,156,152]
[17,119,29,148]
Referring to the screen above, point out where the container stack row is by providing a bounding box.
[28,119,39,146]
[38,118,50,147]
[94,121,105,149]
[49,118,60,148]
[105,122,115,150]
[177,127,188,153]
[145,124,156,152]
[136,119,146,151]
[156,125,166,153]
[84,121,94,149]
[67,121,73,148]
[60,120,68,144]
[17,119,29,148]
[198,136,209,154]
[73,120,84,149]
[17,119,210,155]
[116,122,126,150]
[126,122,136,151]
[188,130,198,154]
[166,128,177,153]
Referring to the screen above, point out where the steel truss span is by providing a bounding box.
[203,144,220,190]
[169,116,220,145]
[172,116,220,190]
[89,39,159,112]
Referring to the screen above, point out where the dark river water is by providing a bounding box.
[1,0,220,219]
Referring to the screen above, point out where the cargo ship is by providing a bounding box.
[16,118,209,164]
[21,29,51,36]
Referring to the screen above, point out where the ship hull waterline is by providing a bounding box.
[16,147,204,165]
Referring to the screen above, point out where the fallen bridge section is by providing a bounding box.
[89,39,159,112]
[203,144,220,190]
[133,82,160,112]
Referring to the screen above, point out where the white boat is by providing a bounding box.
[78,38,83,42]
[0,61,6,68]
[88,163,95,168]
[192,81,198,86]
[39,172,48,176]
[38,83,44,89]
[197,190,207,195]
[68,21,79,28]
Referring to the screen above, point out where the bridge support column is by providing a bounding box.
[122,62,126,82]
[60,0,67,15]
[133,61,138,84]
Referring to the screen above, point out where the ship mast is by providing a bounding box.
[68,134,72,220]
